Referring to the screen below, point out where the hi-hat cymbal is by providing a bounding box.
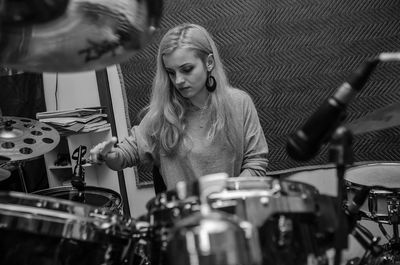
[345,102,400,134]
[0,116,60,161]
[0,0,163,73]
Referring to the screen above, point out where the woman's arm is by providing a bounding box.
[90,116,154,171]
[239,92,269,176]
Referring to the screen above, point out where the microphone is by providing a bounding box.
[286,58,379,161]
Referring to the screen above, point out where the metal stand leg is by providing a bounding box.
[17,162,28,193]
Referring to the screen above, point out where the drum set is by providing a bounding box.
[2,165,400,265]
[2,108,400,265]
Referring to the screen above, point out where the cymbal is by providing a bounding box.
[345,102,400,134]
[0,116,60,161]
[0,155,10,164]
[0,168,11,182]
[0,0,163,73]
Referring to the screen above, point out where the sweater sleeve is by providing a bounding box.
[104,115,154,171]
[238,92,269,176]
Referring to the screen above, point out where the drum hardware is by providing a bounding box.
[276,214,293,247]
[0,0,163,73]
[0,159,33,192]
[344,163,400,265]
[166,173,257,265]
[328,126,357,265]
[145,185,202,265]
[348,223,383,265]
[70,145,87,203]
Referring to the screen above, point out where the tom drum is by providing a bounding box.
[0,191,140,265]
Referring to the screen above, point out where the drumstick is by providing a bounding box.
[88,137,118,164]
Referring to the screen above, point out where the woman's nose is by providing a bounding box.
[175,73,185,84]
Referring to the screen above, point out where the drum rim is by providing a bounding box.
[208,189,273,200]
[32,185,122,206]
[0,191,130,242]
[345,162,400,191]
[33,185,121,197]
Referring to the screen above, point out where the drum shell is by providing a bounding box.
[32,185,123,216]
[0,191,138,265]
[208,177,325,265]
[167,210,254,265]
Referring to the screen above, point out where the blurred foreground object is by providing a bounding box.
[345,102,400,134]
[0,0,163,72]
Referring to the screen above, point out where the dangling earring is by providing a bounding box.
[206,71,217,92]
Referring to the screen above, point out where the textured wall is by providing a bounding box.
[120,0,400,186]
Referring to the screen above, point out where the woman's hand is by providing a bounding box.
[89,137,118,164]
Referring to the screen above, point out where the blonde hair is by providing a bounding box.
[145,23,236,155]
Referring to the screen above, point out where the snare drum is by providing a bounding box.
[0,191,140,265]
[345,162,400,224]
[33,185,123,216]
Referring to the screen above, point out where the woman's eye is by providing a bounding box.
[167,71,175,76]
[182,67,193,73]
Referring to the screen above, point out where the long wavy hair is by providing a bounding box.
[145,23,237,156]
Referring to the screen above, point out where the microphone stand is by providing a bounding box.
[328,126,354,265]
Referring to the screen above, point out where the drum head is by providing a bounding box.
[345,162,400,189]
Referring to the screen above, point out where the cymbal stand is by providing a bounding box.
[329,126,354,265]
[70,145,87,203]
[16,161,28,193]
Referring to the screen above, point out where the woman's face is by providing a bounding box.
[163,47,209,106]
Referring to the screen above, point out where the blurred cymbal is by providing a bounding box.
[0,0,163,73]
[0,116,60,161]
[0,155,11,164]
[345,102,400,134]
[0,168,11,181]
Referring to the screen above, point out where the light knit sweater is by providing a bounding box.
[105,88,269,190]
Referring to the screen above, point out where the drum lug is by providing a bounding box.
[260,196,269,206]
[368,192,378,217]
[277,215,293,247]
[387,197,400,224]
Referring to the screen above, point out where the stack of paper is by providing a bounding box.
[37,108,111,135]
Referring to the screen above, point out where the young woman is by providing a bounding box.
[90,23,269,190]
